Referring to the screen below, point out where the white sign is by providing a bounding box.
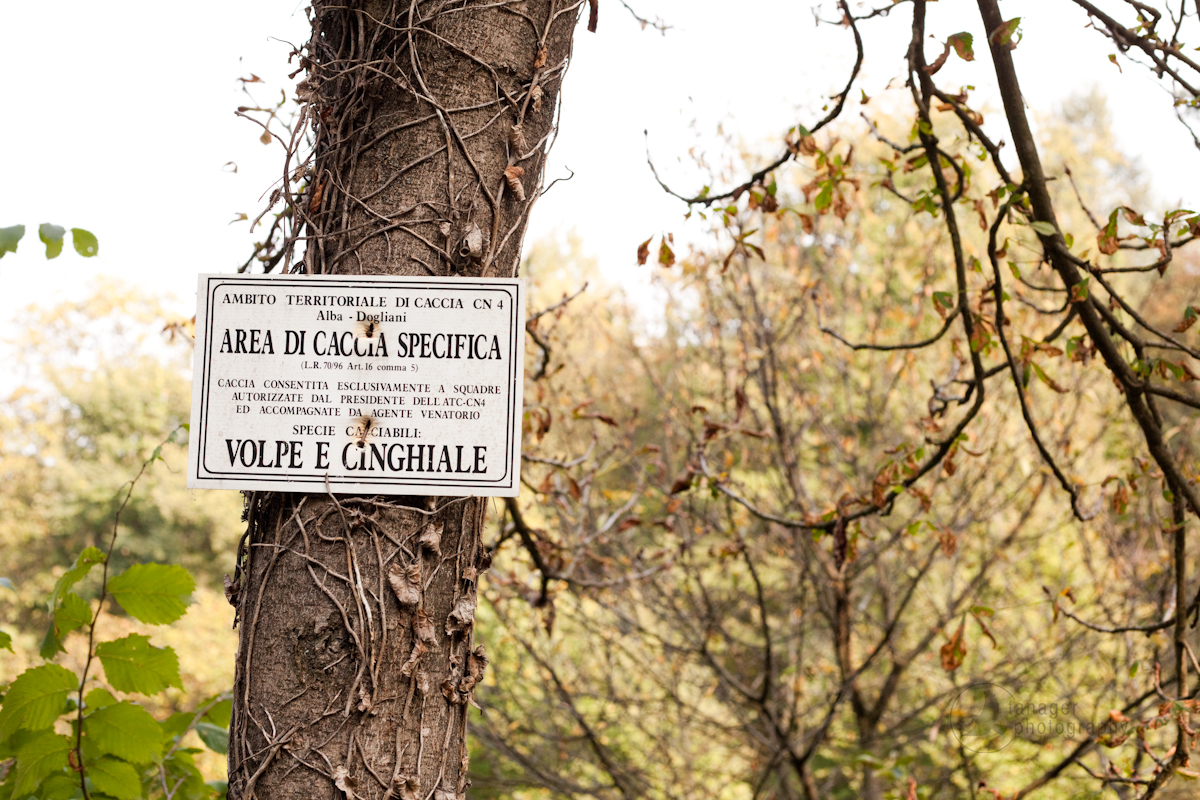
[187,274,525,496]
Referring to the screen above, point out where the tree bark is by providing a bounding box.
[227,3,578,799]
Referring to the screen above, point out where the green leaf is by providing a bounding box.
[51,547,106,610]
[71,228,98,257]
[85,688,120,710]
[1030,221,1056,236]
[1130,661,1140,678]
[160,711,195,742]
[12,731,72,796]
[38,771,82,800]
[656,240,675,268]
[0,225,25,258]
[87,757,143,800]
[195,723,229,755]
[38,223,66,259]
[58,593,93,635]
[42,593,93,656]
[95,634,181,695]
[107,563,195,625]
[814,182,834,212]
[83,702,162,764]
[948,32,974,61]
[0,630,11,652]
[202,698,232,729]
[989,17,1022,50]
[0,664,78,740]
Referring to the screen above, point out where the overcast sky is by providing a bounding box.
[2,0,1196,379]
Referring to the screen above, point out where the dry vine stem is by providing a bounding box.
[228,3,579,800]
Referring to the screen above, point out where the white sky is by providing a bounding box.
[1,0,1196,384]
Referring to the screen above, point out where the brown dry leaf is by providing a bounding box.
[798,213,815,234]
[567,476,582,501]
[734,386,747,423]
[394,775,420,800]
[938,527,958,557]
[636,236,653,265]
[940,620,967,671]
[923,41,952,75]
[387,562,421,607]
[973,199,987,231]
[460,645,489,695]
[308,179,325,215]
[530,84,543,111]
[334,767,358,799]
[658,239,675,268]
[419,521,443,555]
[617,517,643,532]
[508,123,528,154]
[1098,228,1119,255]
[534,46,547,68]
[504,165,526,201]
[972,611,998,649]
[333,767,355,796]
[446,593,477,635]
[415,609,437,644]
[669,472,694,495]
[908,486,932,513]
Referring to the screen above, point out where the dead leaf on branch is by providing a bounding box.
[1174,306,1198,333]
[923,41,951,75]
[669,471,695,495]
[308,179,324,215]
[388,562,421,607]
[940,620,967,671]
[504,165,526,201]
[636,236,652,265]
[508,123,528,154]
[419,521,443,555]
[415,609,437,644]
[446,593,477,635]
[659,239,675,268]
[938,527,958,557]
[948,32,975,61]
[334,766,358,799]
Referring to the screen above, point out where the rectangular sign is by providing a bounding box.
[187,273,525,496]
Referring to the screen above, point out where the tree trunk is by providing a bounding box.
[227,3,577,799]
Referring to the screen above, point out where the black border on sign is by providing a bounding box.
[195,276,520,492]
